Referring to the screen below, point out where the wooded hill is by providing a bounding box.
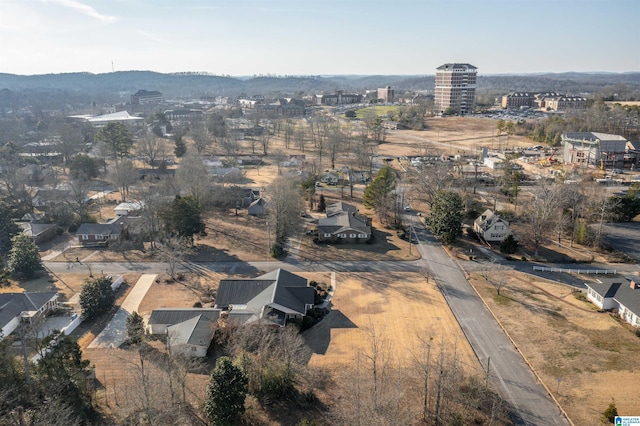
[0,71,639,106]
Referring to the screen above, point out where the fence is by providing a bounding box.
[111,275,124,291]
[532,266,617,275]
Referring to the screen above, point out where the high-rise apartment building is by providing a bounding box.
[434,63,477,114]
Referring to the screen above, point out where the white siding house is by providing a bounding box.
[473,209,511,243]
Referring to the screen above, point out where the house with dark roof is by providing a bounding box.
[148,308,221,335]
[318,202,371,243]
[0,292,59,340]
[167,315,216,357]
[561,132,638,169]
[76,222,123,246]
[473,209,511,243]
[18,222,58,245]
[215,269,315,327]
[585,278,640,327]
[147,308,221,357]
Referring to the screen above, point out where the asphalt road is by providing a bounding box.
[410,223,569,426]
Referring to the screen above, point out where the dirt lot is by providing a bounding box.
[304,272,479,371]
[381,116,537,158]
[469,272,640,424]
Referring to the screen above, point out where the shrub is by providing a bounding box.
[601,400,618,423]
[68,223,78,233]
[270,243,284,258]
[193,301,202,308]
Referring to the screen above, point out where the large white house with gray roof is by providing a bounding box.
[584,278,640,328]
[215,269,315,327]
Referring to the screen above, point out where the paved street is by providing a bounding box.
[410,223,569,425]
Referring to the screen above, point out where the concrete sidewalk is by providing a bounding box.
[88,274,157,349]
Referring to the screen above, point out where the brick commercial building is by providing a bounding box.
[435,63,477,115]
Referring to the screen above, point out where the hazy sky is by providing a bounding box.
[1,0,639,76]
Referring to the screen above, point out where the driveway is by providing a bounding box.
[87,274,157,349]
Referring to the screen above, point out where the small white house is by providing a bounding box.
[114,202,143,216]
[320,172,340,185]
[473,209,511,242]
[167,315,215,357]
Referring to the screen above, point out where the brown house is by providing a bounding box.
[76,223,123,246]
[317,202,371,243]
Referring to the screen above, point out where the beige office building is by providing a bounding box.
[435,63,477,114]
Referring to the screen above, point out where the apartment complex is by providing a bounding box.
[501,93,534,109]
[502,92,587,111]
[435,63,477,114]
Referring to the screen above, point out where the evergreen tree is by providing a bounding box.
[317,194,326,212]
[94,122,133,163]
[363,165,396,222]
[499,234,519,254]
[174,136,187,158]
[205,357,248,426]
[79,276,115,320]
[126,311,145,344]
[8,233,42,278]
[162,195,206,246]
[426,191,464,244]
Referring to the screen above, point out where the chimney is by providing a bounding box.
[631,281,638,290]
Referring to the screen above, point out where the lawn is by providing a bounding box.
[469,271,640,424]
[354,105,401,118]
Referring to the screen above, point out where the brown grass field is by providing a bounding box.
[469,272,640,424]
[305,272,480,371]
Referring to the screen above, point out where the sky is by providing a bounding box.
[1,0,639,76]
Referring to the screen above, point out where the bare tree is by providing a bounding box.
[415,161,453,207]
[109,159,138,202]
[175,150,211,206]
[159,237,184,280]
[271,148,287,175]
[260,132,271,156]
[137,133,165,169]
[523,180,564,256]
[266,175,304,247]
[189,126,211,155]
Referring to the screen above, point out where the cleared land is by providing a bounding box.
[304,272,479,371]
[469,272,640,424]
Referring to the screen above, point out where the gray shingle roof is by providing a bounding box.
[167,315,215,347]
[148,308,220,326]
[587,278,640,315]
[76,223,122,236]
[318,212,370,235]
[0,292,58,330]
[326,202,357,217]
[215,269,314,322]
